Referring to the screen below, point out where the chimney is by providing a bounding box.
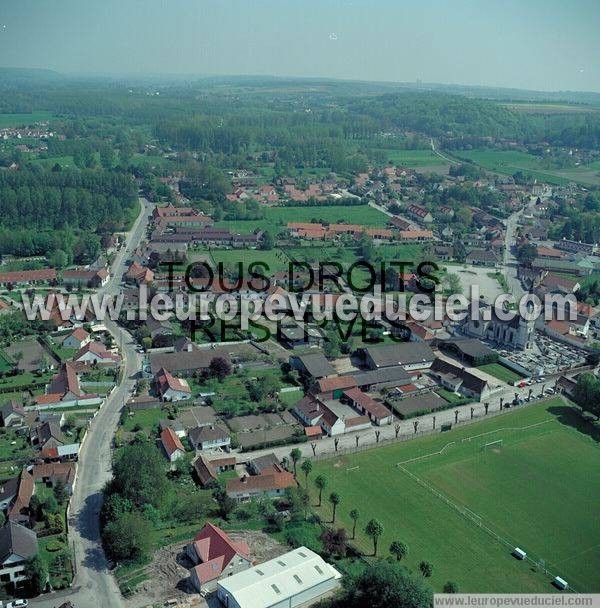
[241,476,247,483]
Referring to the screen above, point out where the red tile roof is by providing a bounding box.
[316,375,357,394]
[0,268,56,283]
[344,387,391,421]
[160,427,185,458]
[190,523,251,584]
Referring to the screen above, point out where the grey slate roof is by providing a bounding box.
[291,353,335,378]
[0,521,38,563]
[364,342,435,368]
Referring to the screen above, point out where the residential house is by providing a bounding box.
[187,523,252,593]
[0,268,57,288]
[226,465,296,503]
[0,400,25,428]
[62,327,91,350]
[73,341,120,365]
[0,522,38,590]
[429,359,495,401]
[465,249,500,267]
[193,455,236,487]
[154,368,192,402]
[188,425,230,451]
[407,204,433,224]
[160,427,186,462]
[62,268,109,288]
[342,388,392,425]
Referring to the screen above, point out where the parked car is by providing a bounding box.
[6,600,29,608]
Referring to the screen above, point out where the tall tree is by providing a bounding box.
[300,459,313,486]
[289,448,302,477]
[349,508,360,539]
[328,491,341,523]
[390,540,408,561]
[365,519,384,556]
[314,474,327,507]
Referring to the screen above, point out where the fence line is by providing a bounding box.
[312,396,558,461]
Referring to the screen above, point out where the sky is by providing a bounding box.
[0,0,599,92]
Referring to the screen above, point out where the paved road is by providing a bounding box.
[32,197,153,608]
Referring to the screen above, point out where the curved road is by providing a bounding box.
[32,197,153,608]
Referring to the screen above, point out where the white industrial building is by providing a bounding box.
[217,546,342,608]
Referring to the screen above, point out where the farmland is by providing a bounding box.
[311,399,600,592]
[0,111,54,127]
[368,147,451,169]
[453,148,600,186]
[213,204,389,234]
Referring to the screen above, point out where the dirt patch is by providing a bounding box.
[125,530,286,608]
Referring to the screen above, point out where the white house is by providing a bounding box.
[217,547,342,608]
[74,341,120,364]
[155,368,192,402]
[188,425,230,451]
[160,427,186,462]
[0,522,39,590]
[62,327,91,350]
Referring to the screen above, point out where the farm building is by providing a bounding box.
[216,546,341,608]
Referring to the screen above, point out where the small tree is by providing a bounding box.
[53,479,68,504]
[365,519,384,556]
[349,508,360,539]
[328,492,340,523]
[320,527,348,558]
[390,540,408,561]
[209,356,232,381]
[419,560,433,578]
[314,474,327,506]
[290,448,302,477]
[443,581,459,594]
[24,554,48,594]
[300,459,313,486]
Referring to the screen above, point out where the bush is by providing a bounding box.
[45,539,66,552]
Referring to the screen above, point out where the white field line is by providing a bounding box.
[460,419,553,443]
[396,440,581,593]
[346,466,359,471]
[396,442,455,466]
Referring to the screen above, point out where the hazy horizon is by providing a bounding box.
[1,0,599,93]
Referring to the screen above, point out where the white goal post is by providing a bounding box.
[481,439,503,451]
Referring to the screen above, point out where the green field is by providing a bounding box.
[213,204,389,234]
[368,148,450,168]
[454,148,600,186]
[311,399,600,592]
[209,248,291,273]
[0,351,13,373]
[0,111,53,127]
[477,363,525,384]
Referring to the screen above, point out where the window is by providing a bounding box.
[256,569,264,576]
[314,565,324,575]
[294,574,303,584]
[277,560,286,567]
[298,551,307,558]
[271,584,281,594]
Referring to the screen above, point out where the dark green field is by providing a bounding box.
[312,399,600,592]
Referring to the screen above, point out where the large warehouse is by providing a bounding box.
[216,546,342,608]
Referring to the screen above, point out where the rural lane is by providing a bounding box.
[31,197,153,608]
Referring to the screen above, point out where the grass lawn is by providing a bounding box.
[311,399,600,593]
[0,111,53,127]
[209,248,291,273]
[0,351,13,373]
[368,148,450,168]
[214,204,389,234]
[478,363,525,383]
[454,148,600,186]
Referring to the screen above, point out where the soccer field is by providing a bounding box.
[311,399,600,592]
